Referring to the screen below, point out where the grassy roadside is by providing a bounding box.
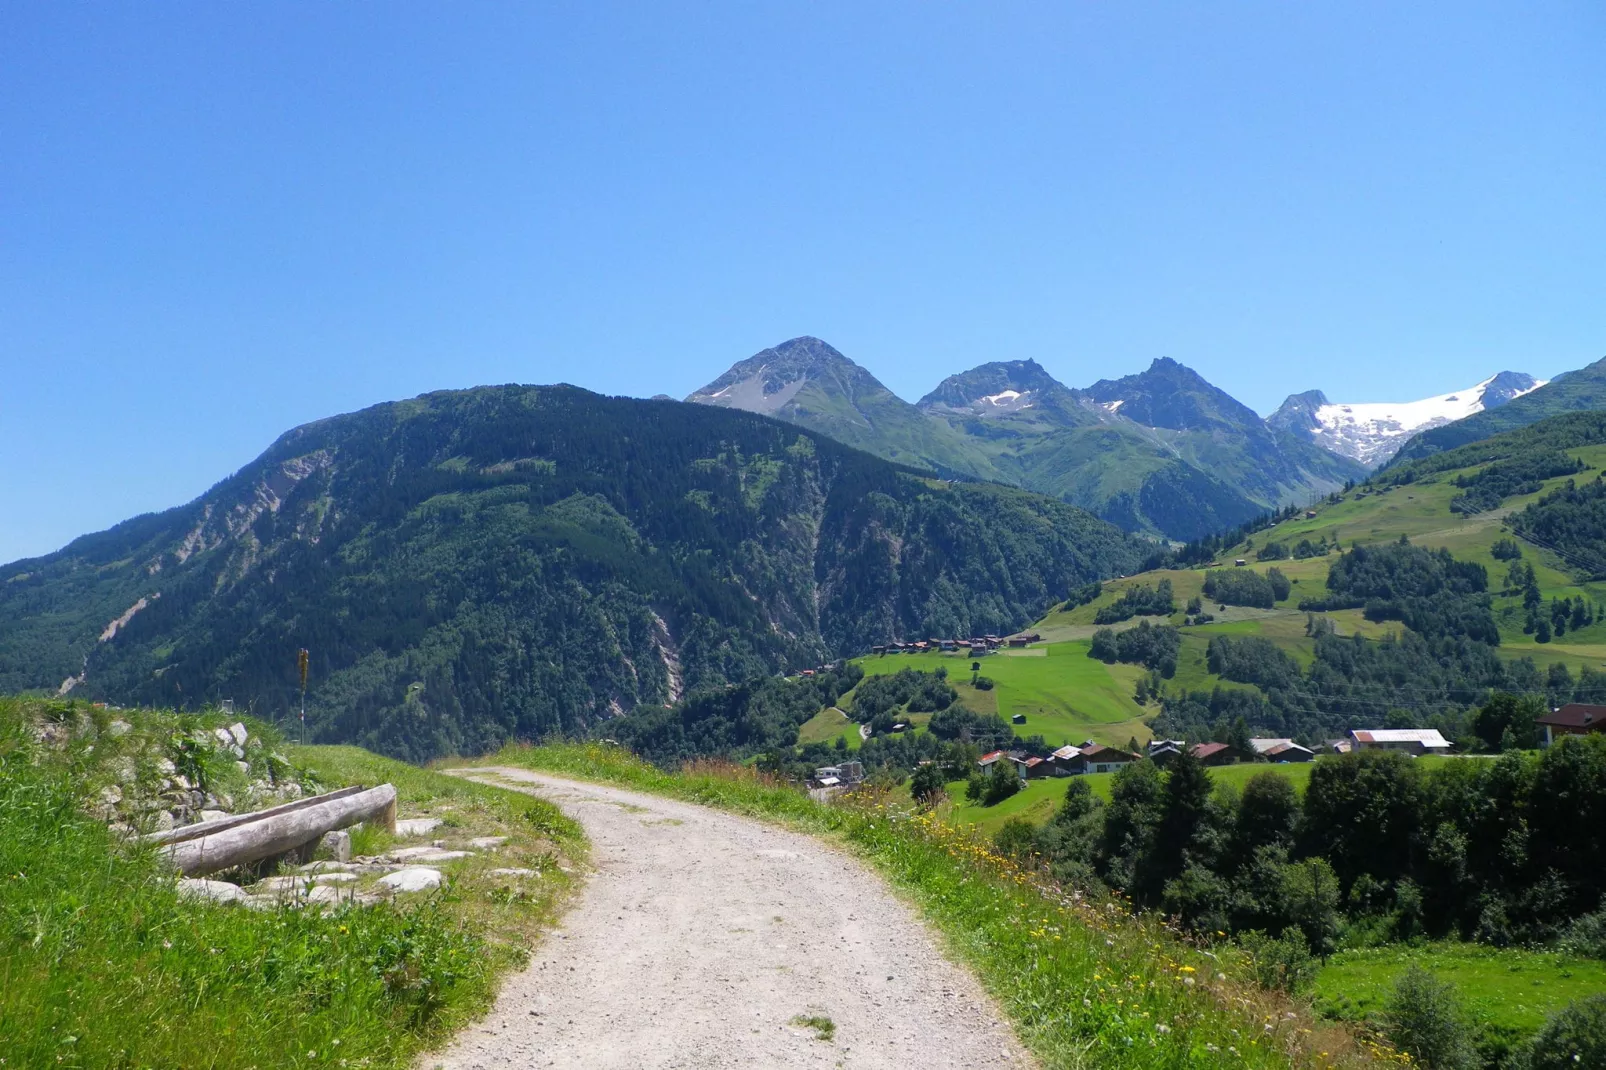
[0,697,585,1070]
[478,742,1396,1070]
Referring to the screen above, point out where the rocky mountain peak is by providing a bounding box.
[917,359,1067,415]
[1079,357,1264,433]
[686,336,881,416]
[1266,390,1332,434]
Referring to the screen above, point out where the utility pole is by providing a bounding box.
[297,648,310,745]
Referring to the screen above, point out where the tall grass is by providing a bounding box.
[0,700,583,1070]
[486,742,1397,1070]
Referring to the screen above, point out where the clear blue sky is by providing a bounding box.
[3,3,1602,565]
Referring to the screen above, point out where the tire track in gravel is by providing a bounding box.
[424,767,1035,1070]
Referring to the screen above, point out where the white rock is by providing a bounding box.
[305,885,348,906]
[300,860,356,873]
[213,727,234,748]
[319,830,352,863]
[150,810,175,832]
[99,785,124,807]
[178,878,247,904]
[255,875,310,892]
[467,836,508,849]
[393,817,442,837]
[155,757,176,776]
[489,868,536,878]
[200,809,229,822]
[230,744,245,759]
[378,867,444,893]
[110,758,137,784]
[389,846,471,863]
[235,761,250,775]
[313,872,358,883]
[228,722,248,746]
[106,720,132,738]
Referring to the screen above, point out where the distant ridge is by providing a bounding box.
[691,341,1366,540]
[1389,357,1606,464]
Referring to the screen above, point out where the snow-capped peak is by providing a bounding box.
[1269,372,1545,467]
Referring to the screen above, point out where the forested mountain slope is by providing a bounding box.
[691,338,1365,540]
[0,386,1142,760]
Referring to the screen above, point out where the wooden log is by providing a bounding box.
[143,785,368,847]
[162,783,398,877]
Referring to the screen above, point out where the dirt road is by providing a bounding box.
[425,767,1034,1070]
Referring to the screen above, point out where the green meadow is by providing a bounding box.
[1312,942,1606,1053]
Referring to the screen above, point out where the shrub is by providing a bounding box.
[972,675,995,691]
[1237,928,1317,994]
[993,818,1037,860]
[1525,995,1606,1070]
[981,760,1022,805]
[1560,904,1606,959]
[1384,966,1480,1070]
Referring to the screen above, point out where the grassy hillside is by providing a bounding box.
[852,646,1155,748]
[999,412,1606,748]
[0,696,584,1070]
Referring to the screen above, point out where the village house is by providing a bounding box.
[1538,704,1606,746]
[1044,745,1083,776]
[1145,739,1187,766]
[1249,738,1315,762]
[1189,741,1248,766]
[1076,743,1140,774]
[1347,728,1452,756]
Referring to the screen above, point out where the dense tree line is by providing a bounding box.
[1023,738,1606,956]
[1202,567,1290,609]
[1301,540,1497,644]
[1511,475,1606,578]
[607,663,863,766]
[1449,448,1584,515]
[1093,579,1175,624]
[1089,620,1180,676]
[1140,501,1315,571]
[852,668,957,733]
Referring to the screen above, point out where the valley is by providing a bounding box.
[10,361,1606,1070]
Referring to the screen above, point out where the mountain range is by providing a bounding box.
[0,386,1141,760]
[690,337,1368,540]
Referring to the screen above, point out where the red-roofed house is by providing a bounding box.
[1189,741,1247,766]
[1539,704,1606,746]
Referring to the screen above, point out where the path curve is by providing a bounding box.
[424,767,1034,1070]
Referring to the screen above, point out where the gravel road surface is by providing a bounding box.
[423,767,1034,1070]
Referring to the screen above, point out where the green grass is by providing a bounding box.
[1312,942,1606,1053]
[1018,443,1606,692]
[794,705,861,750]
[0,697,585,1070]
[854,646,1154,748]
[487,742,1390,1070]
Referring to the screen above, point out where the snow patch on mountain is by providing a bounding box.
[1273,373,1545,467]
